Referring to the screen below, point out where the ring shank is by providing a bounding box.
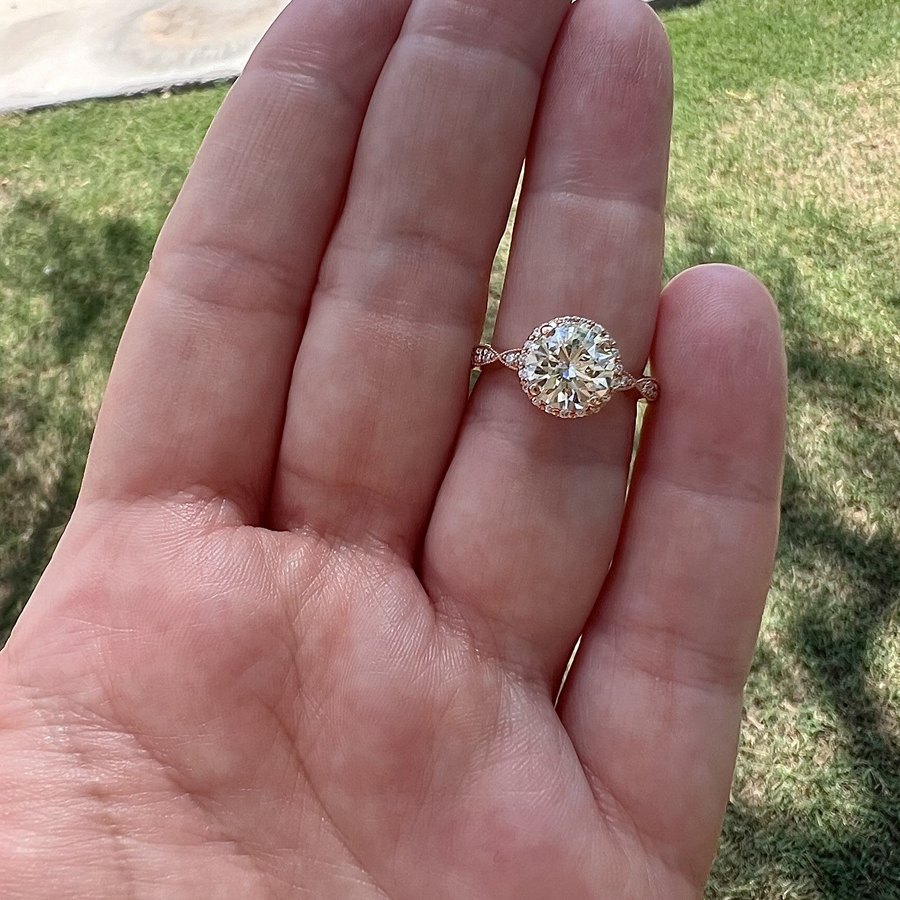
[472,343,659,402]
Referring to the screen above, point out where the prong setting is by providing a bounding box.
[473,315,658,418]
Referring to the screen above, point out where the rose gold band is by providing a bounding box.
[472,343,659,403]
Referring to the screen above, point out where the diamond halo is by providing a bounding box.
[518,317,619,418]
[472,315,658,419]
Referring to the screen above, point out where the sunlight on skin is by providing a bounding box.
[0,0,785,897]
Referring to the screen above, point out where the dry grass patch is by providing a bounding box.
[720,61,900,233]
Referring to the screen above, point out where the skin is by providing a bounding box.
[0,0,787,897]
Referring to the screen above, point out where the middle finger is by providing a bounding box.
[270,0,571,552]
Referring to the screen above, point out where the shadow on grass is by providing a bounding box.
[12,196,149,363]
[649,0,706,10]
[716,462,900,899]
[0,416,85,641]
[780,467,900,897]
[0,195,153,639]
[670,214,900,899]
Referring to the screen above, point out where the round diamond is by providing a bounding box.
[519,318,618,417]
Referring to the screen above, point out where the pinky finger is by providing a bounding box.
[559,264,787,887]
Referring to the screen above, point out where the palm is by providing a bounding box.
[0,0,786,897]
[12,517,655,897]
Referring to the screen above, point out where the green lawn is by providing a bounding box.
[2,0,899,896]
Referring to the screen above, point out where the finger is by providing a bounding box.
[422,0,672,682]
[80,0,411,520]
[559,265,787,886]
[269,0,573,552]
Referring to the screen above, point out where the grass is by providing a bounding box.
[1,0,899,896]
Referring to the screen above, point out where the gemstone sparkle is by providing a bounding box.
[519,317,618,417]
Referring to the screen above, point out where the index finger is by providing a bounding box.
[80,0,411,520]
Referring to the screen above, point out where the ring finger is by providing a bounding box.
[422,0,673,685]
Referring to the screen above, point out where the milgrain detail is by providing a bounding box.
[472,316,658,418]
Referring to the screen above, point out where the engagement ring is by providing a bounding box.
[472,316,659,418]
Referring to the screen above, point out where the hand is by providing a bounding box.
[0,0,786,897]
